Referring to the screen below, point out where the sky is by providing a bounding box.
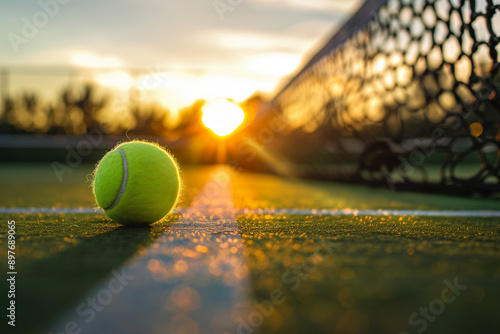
[0,0,362,112]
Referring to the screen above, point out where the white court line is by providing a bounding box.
[239,208,500,217]
[0,207,104,214]
[2,207,500,217]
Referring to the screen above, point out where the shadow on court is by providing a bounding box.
[12,219,170,334]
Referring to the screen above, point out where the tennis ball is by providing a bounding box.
[92,141,181,226]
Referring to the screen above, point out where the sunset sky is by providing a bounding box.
[0,0,362,112]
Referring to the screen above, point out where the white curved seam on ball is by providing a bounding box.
[106,149,128,210]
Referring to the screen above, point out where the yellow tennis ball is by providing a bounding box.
[92,141,181,226]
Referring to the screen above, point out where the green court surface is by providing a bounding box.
[1,163,499,334]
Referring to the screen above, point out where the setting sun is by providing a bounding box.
[201,99,246,137]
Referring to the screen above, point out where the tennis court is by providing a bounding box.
[1,163,499,334]
[2,0,500,333]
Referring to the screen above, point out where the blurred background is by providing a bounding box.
[1,0,499,195]
[0,0,362,163]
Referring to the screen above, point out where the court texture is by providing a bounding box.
[1,163,499,334]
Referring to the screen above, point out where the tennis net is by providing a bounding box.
[248,0,500,195]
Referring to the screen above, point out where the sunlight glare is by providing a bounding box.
[202,99,245,137]
[94,71,133,89]
[71,52,123,68]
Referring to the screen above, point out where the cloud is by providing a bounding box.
[0,0,362,111]
[206,30,310,52]
[240,53,303,76]
[70,52,124,68]
[247,0,362,13]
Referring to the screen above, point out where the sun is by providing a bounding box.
[201,99,246,137]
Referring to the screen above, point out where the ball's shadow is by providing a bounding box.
[17,218,172,334]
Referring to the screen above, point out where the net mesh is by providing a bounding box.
[260,0,500,195]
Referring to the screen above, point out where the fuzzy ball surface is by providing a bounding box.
[93,141,180,225]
